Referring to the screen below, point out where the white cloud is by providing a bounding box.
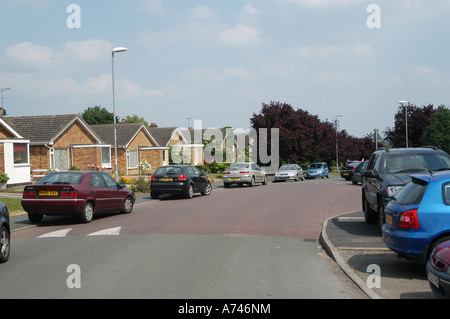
[275,0,360,6]
[218,24,261,47]
[4,42,54,68]
[63,39,113,63]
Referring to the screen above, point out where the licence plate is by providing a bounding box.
[39,190,59,197]
[427,270,439,288]
[161,178,173,182]
[386,214,393,225]
[230,178,240,181]
[343,173,349,176]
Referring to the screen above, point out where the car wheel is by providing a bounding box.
[79,202,94,223]
[185,184,194,199]
[262,175,268,185]
[150,191,159,199]
[249,176,255,187]
[28,212,43,224]
[377,199,385,233]
[0,225,10,263]
[121,196,134,214]
[223,183,230,188]
[427,236,450,263]
[201,182,212,195]
[363,193,377,224]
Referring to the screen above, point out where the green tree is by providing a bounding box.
[421,105,450,153]
[82,106,115,125]
[123,114,149,126]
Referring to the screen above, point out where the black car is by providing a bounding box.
[340,161,361,181]
[362,147,450,231]
[150,165,212,199]
[351,160,368,185]
[0,201,10,263]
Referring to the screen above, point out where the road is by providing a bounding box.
[2,175,368,299]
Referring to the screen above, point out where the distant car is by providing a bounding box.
[274,164,304,182]
[150,165,212,199]
[305,162,329,179]
[22,171,135,223]
[223,162,268,188]
[340,161,361,181]
[382,171,450,265]
[351,160,368,185]
[0,202,10,263]
[363,147,450,230]
[427,239,450,299]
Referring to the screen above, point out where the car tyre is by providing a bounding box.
[121,196,134,214]
[223,183,230,188]
[150,191,159,199]
[201,182,212,195]
[377,198,385,233]
[185,184,194,199]
[363,194,377,224]
[79,202,94,223]
[0,225,10,263]
[249,176,255,187]
[262,175,268,185]
[28,212,43,224]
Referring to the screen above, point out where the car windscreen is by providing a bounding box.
[309,164,322,169]
[392,179,428,205]
[36,173,84,185]
[279,165,297,170]
[155,167,183,175]
[228,164,249,169]
[382,153,450,174]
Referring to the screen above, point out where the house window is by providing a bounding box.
[102,147,111,168]
[51,148,69,171]
[127,149,138,169]
[13,143,29,164]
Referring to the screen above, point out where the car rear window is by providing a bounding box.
[382,153,450,174]
[392,179,428,205]
[155,166,183,175]
[36,172,84,185]
[228,163,249,169]
[443,182,450,206]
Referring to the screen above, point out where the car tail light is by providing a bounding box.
[151,175,156,180]
[59,190,79,198]
[240,171,250,174]
[398,209,420,229]
[223,171,230,175]
[23,190,37,198]
[178,174,188,181]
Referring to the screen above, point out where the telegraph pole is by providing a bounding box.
[0,88,11,114]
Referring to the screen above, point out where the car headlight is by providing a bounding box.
[387,186,404,198]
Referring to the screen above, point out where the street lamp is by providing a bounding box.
[335,114,343,173]
[398,100,408,148]
[112,46,128,182]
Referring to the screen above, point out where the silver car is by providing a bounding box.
[223,162,268,188]
[274,164,304,182]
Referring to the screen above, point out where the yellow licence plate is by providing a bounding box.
[161,178,173,182]
[39,190,59,196]
[230,178,240,181]
[386,214,393,225]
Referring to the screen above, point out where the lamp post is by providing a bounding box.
[398,100,408,148]
[112,46,127,182]
[335,114,343,173]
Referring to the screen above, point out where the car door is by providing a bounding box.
[101,172,126,210]
[251,163,263,182]
[89,172,111,212]
[363,154,379,209]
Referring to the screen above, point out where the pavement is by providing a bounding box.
[320,211,435,299]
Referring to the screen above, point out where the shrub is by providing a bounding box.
[129,177,150,193]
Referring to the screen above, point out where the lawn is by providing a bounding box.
[0,198,26,216]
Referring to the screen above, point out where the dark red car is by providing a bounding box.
[22,171,135,223]
[427,239,450,299]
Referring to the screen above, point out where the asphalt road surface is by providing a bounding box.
[2,175,368,299]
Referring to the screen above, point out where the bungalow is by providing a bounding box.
[0,117,31,186]
[90,123,167,176]
[147,126,189,166]
[4,114,105,181]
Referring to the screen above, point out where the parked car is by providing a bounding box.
[351,160,368,185]
[305,162,329,179]
[427,239,450,299]
[223,162,268,188]
[274,164,304,182]
[150,165,212,199]
[22,171,135,223]
[0,202,10,263]
[340,161,361,181]
[362,147,450,230]
[382,171,450,265]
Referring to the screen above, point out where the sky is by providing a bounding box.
[1,0,450,138]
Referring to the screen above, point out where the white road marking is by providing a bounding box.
[87,227,122,236]
[38,228,72,238]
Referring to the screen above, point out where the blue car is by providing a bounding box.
[382,171,450,264]
[306,162,329,179]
